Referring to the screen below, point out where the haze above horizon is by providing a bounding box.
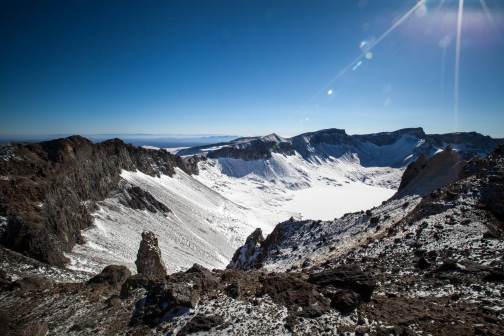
[1,0,504,137]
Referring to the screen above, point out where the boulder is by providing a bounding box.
[0,270,12,290]
[308,265,376,302]
[142,281,200,326]
[178,314,224,335]
[416,257,430,270]
[323,289,361,315]
[258,273,331,318]
[120,273,151,298]
[87,265,131,291]
[484,269,504,282]
[183,263,220,292]
[12,276,54,293]
[135,231,167,280]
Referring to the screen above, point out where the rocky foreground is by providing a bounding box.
[1,227,381,336]
[0,146,503,335]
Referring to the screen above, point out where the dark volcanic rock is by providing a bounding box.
[416,257,430,270]
[0,136,198,266]
[135,231,167,280]
[258,272,331,318]
[87,265,131,291]
[178,314,224,335]
[228,228,264,270]
[399,153,429,190]
[308,265,376,301]
[120,273,151,298]
[325,289,361,315]
[221,270,261,300]
[479,146,504,222]
[0,269,12,289]
[141,281,200,327]
[183,263,220,292]
[484,269,504,282]
[395,148,465,198]
[118,184,170,213]
[12,276,54,293]
[227,219,315,271]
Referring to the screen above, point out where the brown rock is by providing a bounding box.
[135,231,167,280]
[87,265,131,291]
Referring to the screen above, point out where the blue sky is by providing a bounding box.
[1,0,504,137]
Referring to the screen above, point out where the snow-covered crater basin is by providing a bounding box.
[195,152,400,221]
[68,152,400,274]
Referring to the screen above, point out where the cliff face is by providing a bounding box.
[395,148,465,198]
[0,136,198,266]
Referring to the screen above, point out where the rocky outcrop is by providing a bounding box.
[477,146,504,222]
[133,281,200,327]
[0,136,197,266]
[258,272,331,318]
[227,219,316,270]
[228,228,264,269]
[398,153,429,190]
[135,231,167,280]
[308,265,376,302]
[395,148,466,198]
[117,183,170,213]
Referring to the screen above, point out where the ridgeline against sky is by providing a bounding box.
[1,0,503,137]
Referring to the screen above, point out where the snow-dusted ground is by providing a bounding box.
[164,146,188,154]
[67,152,401,274]
[195,153,400,221]
[67,169,276,274]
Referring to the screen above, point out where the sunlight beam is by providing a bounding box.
[454,0,464,131]
[480,0,496,28]
[310,0,427,101]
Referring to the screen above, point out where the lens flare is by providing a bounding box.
[309,0,427,101]
[479,0,496,27]
[454,0,464,131]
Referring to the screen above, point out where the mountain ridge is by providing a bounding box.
[0,136,199,265]
[178,127,503,168]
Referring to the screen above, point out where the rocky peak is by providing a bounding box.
[395,148,465,198]
[260,133,285,143]
[396,127,425,137]
[135,231,167,280]
[228,228,264,270]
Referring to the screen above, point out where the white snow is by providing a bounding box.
[195,152,399,221]
[283,182,394,220]
[67,169,276,274]
[164,147,189,154]
[141,145,160,150]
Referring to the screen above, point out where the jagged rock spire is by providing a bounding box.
[228,228,264,270]
[135,231,167,279]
